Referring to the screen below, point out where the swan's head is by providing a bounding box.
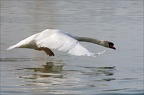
[103,41,116,50]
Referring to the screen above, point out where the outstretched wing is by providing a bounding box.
[35,29,94,56]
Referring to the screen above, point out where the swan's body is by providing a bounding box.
[7,29,116,56]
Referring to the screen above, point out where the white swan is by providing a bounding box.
[7,29,116,56]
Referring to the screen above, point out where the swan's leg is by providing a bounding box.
[35,47,55,56]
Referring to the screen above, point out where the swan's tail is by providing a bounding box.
[6,45,17,50]
[6,33,39,51]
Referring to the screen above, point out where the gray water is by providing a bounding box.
[0,0,143,95]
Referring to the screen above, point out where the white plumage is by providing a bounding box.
[7,29,94,56]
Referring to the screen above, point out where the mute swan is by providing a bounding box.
[7,29,116,56]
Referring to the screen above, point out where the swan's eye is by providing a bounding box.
[108,42,116,50]
[108,42,114,45]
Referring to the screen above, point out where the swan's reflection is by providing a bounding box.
[19,61,115,81]
[16,59,116,88]
[30,62,63,73]
[23,61,64,79]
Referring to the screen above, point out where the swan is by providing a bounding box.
[7,29,116,57]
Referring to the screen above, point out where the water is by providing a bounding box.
[0,0,143,95]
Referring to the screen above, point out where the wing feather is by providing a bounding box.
[35,29,93,56]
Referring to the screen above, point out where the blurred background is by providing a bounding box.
[0,0,143,95]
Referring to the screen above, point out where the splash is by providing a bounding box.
[92,50,106,57]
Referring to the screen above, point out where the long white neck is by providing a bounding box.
[74,36,105,46]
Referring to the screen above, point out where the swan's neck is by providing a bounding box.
[75,36,104,46]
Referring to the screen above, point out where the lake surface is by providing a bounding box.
[0,0,143,95]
